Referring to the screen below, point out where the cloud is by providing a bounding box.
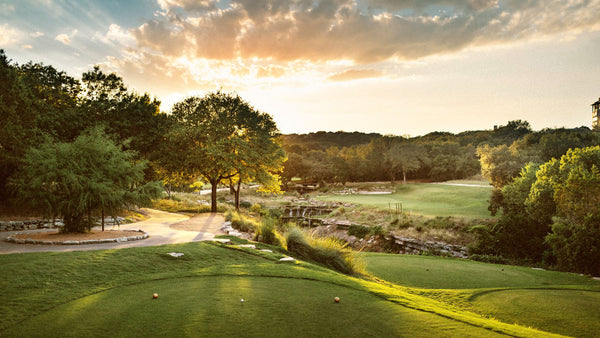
[55,29,78,45]
[102,0,600,97]
[55,34,71,45]
[0,24,22,46]
[328,69,383,81]
[21,44,33,49]
[126,0,600,64]
[0,3,15,13]
[30,31,45,38]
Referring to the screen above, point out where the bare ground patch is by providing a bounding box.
[170,213,226,234]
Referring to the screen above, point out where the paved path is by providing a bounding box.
[0,209,224,254]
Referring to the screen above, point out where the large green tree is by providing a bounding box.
[526,146,600,274]
[168,91,285,212]
[13,127,162,233]
[0,50,38,201]
[384,141,424,184]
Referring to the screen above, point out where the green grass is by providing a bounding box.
[0,240,559,337]
[318,182,493,219]
[364,253,600,337]
[363,253,599,289]
[472,289,600,337]
[5,276,500,338]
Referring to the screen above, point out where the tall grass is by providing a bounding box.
[254,217,282,246]
[224,210,259,232]
[285,226,366,276]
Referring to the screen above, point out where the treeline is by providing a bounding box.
[1,50,169,231]
[0,50,284,232]
[280,120,598,187]
[474,127,600,275]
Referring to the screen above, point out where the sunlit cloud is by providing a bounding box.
[55,34,71,45]
[99,0,600,97]
[0,24,22,46]
[328,69,383,81]
[55,29,78,45]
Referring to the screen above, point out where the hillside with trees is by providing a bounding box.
[2,49,599,275]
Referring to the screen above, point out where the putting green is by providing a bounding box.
[4,276,503,337]
[471,289,600,337]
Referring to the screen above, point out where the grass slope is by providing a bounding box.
[0,239,557,337]
[364,253,600,337]
[317,183,493,219]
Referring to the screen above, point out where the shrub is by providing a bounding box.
[370,225,385,236]
[348,224,370,238]
[239,201,252,209]
[546,215,600,276]
[249,203,263,214]
[267,208,282,219]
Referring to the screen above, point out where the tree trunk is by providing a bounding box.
[234,179,241,211]
[403,171,407,185]
[210,180,218,213]
[101,207,105,231]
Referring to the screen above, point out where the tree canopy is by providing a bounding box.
[167,91,285,211]
[13,127,162,233]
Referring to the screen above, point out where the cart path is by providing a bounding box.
[0,209,226,254]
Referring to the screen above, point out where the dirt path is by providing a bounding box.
[0,209,226,254]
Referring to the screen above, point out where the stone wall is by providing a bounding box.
[387,235,468,259]
[0,220,60,232]
[0,217,125,232]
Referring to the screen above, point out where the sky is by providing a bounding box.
[2,0,600,137]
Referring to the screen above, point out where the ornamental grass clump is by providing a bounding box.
[285,226,365,276]
[225,210,258,233]
[254,217,281,246]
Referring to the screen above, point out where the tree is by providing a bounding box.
[80,66,165,161]
[12,127,162,233]
[228,120,286,210]
[169,91,284,212]
[477,143,525,188]
[384,141,424,184]
[18,61,82,142]
[494,163,550,260]
[281,152,308,189]
[0,50,38,201]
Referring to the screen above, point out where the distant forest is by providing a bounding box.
[279,121,600,187]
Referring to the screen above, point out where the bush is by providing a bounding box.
[370,225,385,236]
[348,224,370,238]
[267,208,282,219]
[249,203,263,214]
[546,216,600,276]
[285,226,365,275]
[239,201,252,209]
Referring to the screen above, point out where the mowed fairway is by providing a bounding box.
[364,253,600,337]
[0,239,558,337]
[318,182,493,218]
[3,277,500,338]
